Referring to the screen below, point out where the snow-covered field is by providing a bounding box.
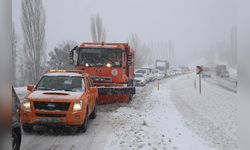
[15,75,236,150]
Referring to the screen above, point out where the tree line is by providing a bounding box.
[12,0,108,86]
[12,0,174,87]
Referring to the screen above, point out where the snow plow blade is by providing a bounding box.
[97,87,136,104]
[98,87,135,95]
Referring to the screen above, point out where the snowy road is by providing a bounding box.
[203,73,237,93]
[170,75,237,150]
[15,75,236,150]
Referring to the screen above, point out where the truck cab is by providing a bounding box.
[70,42,136,104]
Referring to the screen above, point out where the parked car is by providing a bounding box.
[156,70,165,79]
[152,69,164,80]
[12,87,22,150]
[19,70,98,133]
[135,69,150,82]
[140,68,153,81]
[202,71,211,78]
[220,70,229,78]
[134,73,147,86]
[151,69,159,81]
[166,70,173,77]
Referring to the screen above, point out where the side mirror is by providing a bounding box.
[27,84,34,92]
[127,53,133,65]
[69,46,79,65]
[69,49,74,64]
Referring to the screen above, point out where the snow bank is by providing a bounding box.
[105,79,218,150]
[169,75,237,150]
[14,86,28,101]
[14,86,27,94]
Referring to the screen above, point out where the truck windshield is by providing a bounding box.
[135,74,144,77]
[36,76,84,92]
[78,48,122,67]
[136,70,147,74]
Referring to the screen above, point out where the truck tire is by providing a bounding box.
[128,79,134,86]
[89,104,97,119]
[79,109,88,133]
[129,94,133,102]
[22,124,33,133]
[12,128,21,150]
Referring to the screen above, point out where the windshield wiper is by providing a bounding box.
[63,89,73,91]
[36,87,52,91]
[100,56,116,66]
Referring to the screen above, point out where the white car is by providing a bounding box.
[135,69,150,82]
[220,70,229,78]
[151,69,158,81]
[134,73,146,86]
[156,70,165,79]
[141,68,154,81]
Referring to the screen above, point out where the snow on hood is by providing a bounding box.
[27,90,83,100]
[134,77,144,80]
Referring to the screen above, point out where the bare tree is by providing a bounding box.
[129,34,140,50]
[12,22,17,86]
[168,40,175,65]
[128,34,151,68]
[91,14,106,43]
[21,0,46,83]
[47,41,77,70]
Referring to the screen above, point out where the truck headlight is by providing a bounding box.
[22,100,31,112]
[141,79,145,82]
[73,100,82,112]
[106,63,111,67]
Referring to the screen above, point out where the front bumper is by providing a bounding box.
[135,81,146,86]
[20,109,85,126]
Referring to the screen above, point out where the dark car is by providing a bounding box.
[12,87,22,150]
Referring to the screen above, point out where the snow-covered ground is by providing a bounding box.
[202,72,237,93]
[15,86,28,101]
[105,78,219,150]
[170,75,237,150]
[15,75,236,150]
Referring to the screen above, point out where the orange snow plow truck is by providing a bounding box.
[70,42,136,104]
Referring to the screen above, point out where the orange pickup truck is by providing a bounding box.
[20,70,98,133]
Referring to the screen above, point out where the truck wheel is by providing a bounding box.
[89,104,97,119]
[22,123,33,133]
[80,110,88,133]
[12,128,21,150]
[129,94,133,102]
[128,80,134,86]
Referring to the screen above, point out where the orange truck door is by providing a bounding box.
[86,77,94,113]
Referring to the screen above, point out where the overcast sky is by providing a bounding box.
[12,0,237,64]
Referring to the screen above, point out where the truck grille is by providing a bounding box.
[33,102,70,111]
[35,113,66,117]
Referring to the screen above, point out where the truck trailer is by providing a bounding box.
[155,59,169,77]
